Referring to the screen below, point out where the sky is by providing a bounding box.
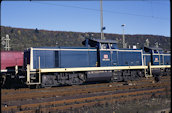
[1,0,170,37]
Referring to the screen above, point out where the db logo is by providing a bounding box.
[104,54,108,59]
[154,58,159,62]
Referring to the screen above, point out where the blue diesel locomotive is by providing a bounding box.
[22,38,170,88]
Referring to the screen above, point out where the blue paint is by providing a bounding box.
[117,51,142,66]
[33,50,55,69]
[30,47,97,69]
[100,51,112,66]
[25,39,170,70]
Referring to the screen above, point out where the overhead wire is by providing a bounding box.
[31,1,169,21]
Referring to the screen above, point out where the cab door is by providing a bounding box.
[99,43,112,66]
[152,50,160,65]
[110,43,117,66]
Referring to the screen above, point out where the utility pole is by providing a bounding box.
[100,0,105,40]
[121,24,126,48]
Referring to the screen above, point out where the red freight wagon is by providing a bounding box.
[1,51,24,70]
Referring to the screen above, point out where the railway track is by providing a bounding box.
[2,76,169,102]
[1,76,171,113]
[2,76,169,95]
[2,87,170,113]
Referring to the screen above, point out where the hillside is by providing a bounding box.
[1,26,170,51]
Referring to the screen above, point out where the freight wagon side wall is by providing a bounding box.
[1,51,23,70]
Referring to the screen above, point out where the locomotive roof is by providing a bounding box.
[144,46,163,50]
[30,47,96,49]
[89,38,118,44]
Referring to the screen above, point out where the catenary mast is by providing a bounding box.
[100,0,105,40]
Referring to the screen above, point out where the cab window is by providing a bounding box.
[154,50,159,54]
[110,44,116,49]
[101,43,109,49]
[159,50,162,54]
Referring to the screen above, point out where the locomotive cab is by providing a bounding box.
[82,38,118,49]
[83,38,118,67]
[143,46,170,65]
